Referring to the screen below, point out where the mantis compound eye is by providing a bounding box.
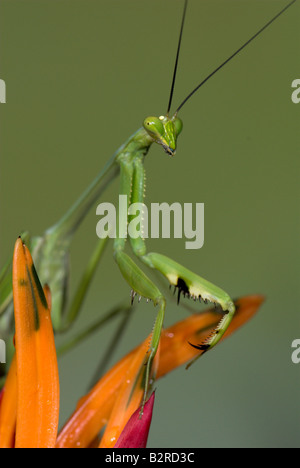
[143,117,164,138]
[172,117,183,137]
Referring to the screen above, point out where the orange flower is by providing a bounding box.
[0,238,60,448]
[56,294,263,448]
[0,238,264,448]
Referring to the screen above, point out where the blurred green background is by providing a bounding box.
[1,0,299,448]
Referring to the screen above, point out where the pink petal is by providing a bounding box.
[114,392,155,448]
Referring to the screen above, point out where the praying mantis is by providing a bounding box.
[91,0,297,399]
[0,0,297,406]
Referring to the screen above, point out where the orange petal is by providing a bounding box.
[12,238,60,448]
[56,350,135,448]
[99,338,159,448]
[0,354,17,448]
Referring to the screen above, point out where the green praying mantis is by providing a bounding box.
[92,0,297,398]
[0,0,297,400]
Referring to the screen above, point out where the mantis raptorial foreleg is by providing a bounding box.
[112,146,235,407]
[128,157,235,351]
[142,253,236,351]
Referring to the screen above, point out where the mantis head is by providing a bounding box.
[143,115,183,156]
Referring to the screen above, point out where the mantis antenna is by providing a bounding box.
[169,0,297,115]
[166,0,188,115]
